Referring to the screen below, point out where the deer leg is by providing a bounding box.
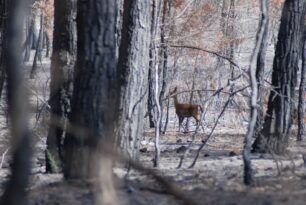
[178,116,183,132]
[193,115,202,131]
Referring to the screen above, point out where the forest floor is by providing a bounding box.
[0,58,306,205]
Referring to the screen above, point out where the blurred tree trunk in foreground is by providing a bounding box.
[0,0,32,205]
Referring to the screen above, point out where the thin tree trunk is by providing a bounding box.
[243,0,268,185]
[152,0,162,167]
[45,32,50,58]
[158,0,170,133]
[251,2,269,149]
[297,31,306,141]
[22,17,33,62]
[147,0,157,129]
[30,13,44,79]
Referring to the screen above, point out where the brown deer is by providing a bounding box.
[169,87,203,132]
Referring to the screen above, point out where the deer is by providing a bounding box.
[169,87,203,132]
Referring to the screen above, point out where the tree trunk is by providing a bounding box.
[116,0,151,159]
[0,0,32,204]
[252,2,269,142]
[0,0,8,101]
[243,0,268,185]
[22,17,33,62]
[158,0,170,133]
[63,0,118,193]
[297,31,305,141]
[147,0,157,129]
[252,0,306,154]
[45,0,76,173]
[30,13,44,79]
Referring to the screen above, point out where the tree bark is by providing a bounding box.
[297,31,305,141]
[46,0,76,173]
[30,13,44,79]
[116,0,151,159]
[0,0,32,204]
[147,0,157,129]
[0,0,8,101]
[243,0,268,185]
[252,0,306,154]
[252,2,269,142]
[158,0,170,133]
[63,0,119,190]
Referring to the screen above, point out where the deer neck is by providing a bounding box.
[173,95,179,107]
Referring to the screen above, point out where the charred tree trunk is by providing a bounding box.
[116,0,151,159]
[44,32,51,58]
[45,0,76,173]
[0,0,32,204]
[297,31,306,141]
[243,0,268,185]
[252,0,306,154]
[63,0,118,184]
[252,2,269,141]
[22,17,34,62]
[147,0,157,129]
[0,0,8,101]
[30,13,44,79]
[158,0,170,133]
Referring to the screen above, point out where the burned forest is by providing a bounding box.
[0,0,306,205]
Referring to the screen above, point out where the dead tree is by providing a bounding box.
[297,30,305,141]
[243,0,268,185]
[30,13,44,79]
[158,0,171,133]
[147,0,157,129]
[0,0,8,100]
[46,0,76,173]
[252,0,306,154]
[253,2,269,140]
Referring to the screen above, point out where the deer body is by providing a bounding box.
[171,87,202,132]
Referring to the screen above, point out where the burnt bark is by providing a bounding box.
[252,0,306,154]
[0,0,8,101]
[297,31,306,141]
[0,0,32,204]
[116,0,151,159]
[147,0,157,129]
[63,0,118,180]
[45,0,76,173]
[158,0,170,133]
[252,2,269,143]
[243,0,268,185]
[22,17,34,62]
[30,13,44,79]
